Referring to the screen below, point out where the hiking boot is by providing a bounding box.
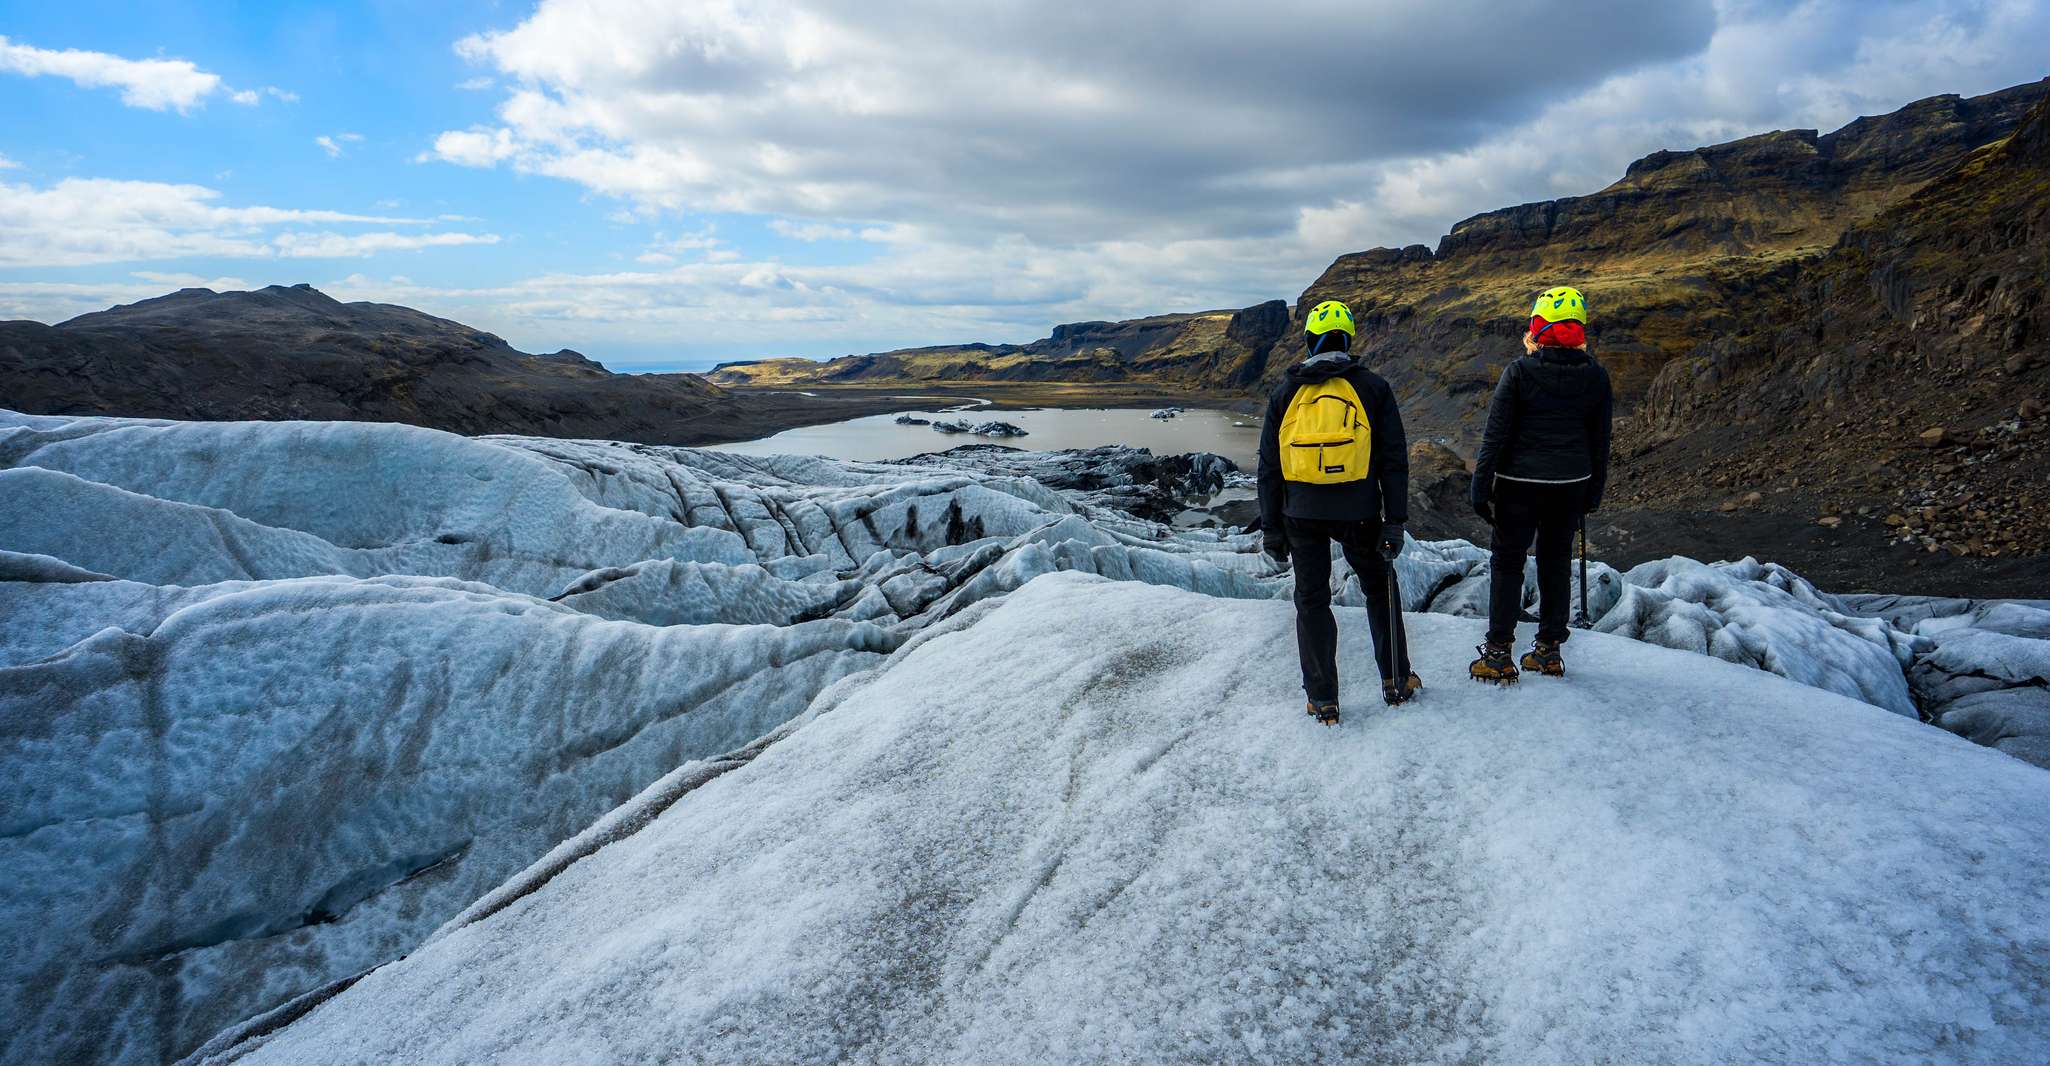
[1520,639,1565,677]
[1468,642,1520,685]
[1305,699,1340,726]
[1382,673,1423,706]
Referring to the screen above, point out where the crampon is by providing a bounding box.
[1469,643,1520,685]
[1520,640,1565,677]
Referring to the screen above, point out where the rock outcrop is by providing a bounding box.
[0,284,834,445]
[711,299,1293,390]
[1618,89,2050,561]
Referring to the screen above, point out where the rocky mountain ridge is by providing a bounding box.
[0,284,897,445]
[1612,88,2050,562]
[711,299,1291,389]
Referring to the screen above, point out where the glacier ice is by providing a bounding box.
[190,576,2050,1066]
[5,407,2047,1066]
[0,411,1305,1066]
[1,572,893,1065]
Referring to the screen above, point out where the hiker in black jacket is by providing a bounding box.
[1258,299,1420,722]
[1468,286,1614,683]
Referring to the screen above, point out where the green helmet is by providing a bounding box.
[1531,286,1587,324]
[1305,300,1357,337]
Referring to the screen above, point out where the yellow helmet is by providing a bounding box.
[1305,299,1356,337]
[1531,286,1587,324]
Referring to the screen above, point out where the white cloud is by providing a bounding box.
[0,35,229,112]
[229,88,260,105]
[270,231,501,258]
[0,153,17,170]
[457,76,495,90]
[316,133,365,158]
[421,127,519,166]
[768,219,859,242]
[129,270,257,289]
[0,177,496,267]
[264,86,298,103]
[633,225,731,263]
[658,227,720,250]
[434,1,1722,242]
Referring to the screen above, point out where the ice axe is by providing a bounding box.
[1385,556,1413,702]
[1572,516,1592,629]
[1388,567,1403,670]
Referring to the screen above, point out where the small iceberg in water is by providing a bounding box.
[932,418,1027,438]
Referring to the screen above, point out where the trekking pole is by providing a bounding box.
[1573,517,1592,629]
[1386,565,1407,686]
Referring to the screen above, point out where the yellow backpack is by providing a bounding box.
[1278,376,1371,484]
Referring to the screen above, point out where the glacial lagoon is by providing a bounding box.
[704,403,1263,469]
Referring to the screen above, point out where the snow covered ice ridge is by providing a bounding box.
[0,410,1292,1066]
[186,575,2050,1065]
[3,408,2047,1065]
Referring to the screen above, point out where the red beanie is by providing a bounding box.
[1529,315,1586,348]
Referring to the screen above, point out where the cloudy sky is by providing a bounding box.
[2,1,2045,369]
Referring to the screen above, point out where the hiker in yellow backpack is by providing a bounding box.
[1257,299,1420,725]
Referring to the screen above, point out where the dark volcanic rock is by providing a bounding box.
[1621,88,2050,562]
[0,284,747,444]
[895,444,1237,525]
[709,297,1295,391]
[1219,299,1291,386]
[1402,441,1488,543]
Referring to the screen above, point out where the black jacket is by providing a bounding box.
[1471,346,1614,509]
[1257,354,1409,531]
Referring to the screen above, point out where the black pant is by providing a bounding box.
[1286,517,1409,703]
[1486,479,1583,646]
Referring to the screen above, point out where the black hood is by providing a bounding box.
[1286,352,1359,384]
[1532,346,1591,367]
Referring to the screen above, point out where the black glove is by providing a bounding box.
[1377,522,1405,560]
[1263,533,1289,559]
[1582,483,1603,516]
[1471,482,1493,525]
